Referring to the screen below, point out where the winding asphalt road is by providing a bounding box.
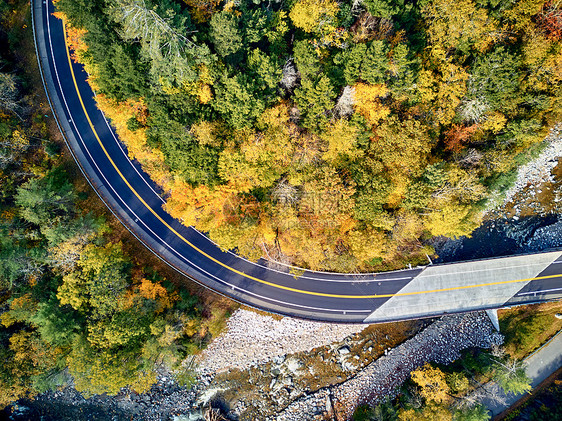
[31,0,562,323]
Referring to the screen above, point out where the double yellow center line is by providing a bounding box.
[60,19,559,300]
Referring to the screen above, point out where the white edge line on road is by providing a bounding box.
[45,4,371,315]
[517,287,562,296]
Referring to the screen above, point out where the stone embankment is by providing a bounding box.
[274,312,503,421]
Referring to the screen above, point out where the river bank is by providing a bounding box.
[433,125,562,263]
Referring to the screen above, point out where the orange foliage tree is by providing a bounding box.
[537,1,562,40]
[183,0,221,23]
[444,124,480,152]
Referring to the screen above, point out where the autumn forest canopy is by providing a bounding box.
[0,0,231,402]
[55,0,562,272]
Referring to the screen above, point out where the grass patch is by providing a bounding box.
[499,301,562,360]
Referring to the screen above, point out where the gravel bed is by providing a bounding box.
[275,312,503,420]
[196,309,366,374]
[491,124,562,210]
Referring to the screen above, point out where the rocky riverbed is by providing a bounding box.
[276,312,502,421]
[493,124,562,212]
[5,311,498,421]
[434,125,562,263]
[196,313,425,419]
[194,308,368,375]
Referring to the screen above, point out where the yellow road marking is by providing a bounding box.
[61,21,561,300]
[389,273,562,297]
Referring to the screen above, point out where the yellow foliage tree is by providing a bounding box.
[181,64,215,103]
[300,167,356,228]
[276,222,329,270]
[353,83,391,127]
[289,0,339,34]
[372,116,433,181]
[385,175,410,208]
[424,201,481,238]
[503,0,546,33]
[479,111,507,134]
[197,84,213,104]
[190,120,221,147]
[164,178,235,228]
[423,0,497,52]
[521,30,562,92]
[10,129,29,151]
[392,211,424,244]
[218,150,274,191]
[67,338,156,396]
[257,103,291,129]
[138,278,177,313]
[57,242,129,318]
[346,228,387,262]
[217,114,295,192]
[48,228,98,273]
[207,220,263,261]
[57,271,87,310]
[411,362,451,404]
[65,22,88,63]
[320,119,361,162]
[417,52,469,126]
[399,403,453,421]
[95,94,172,190]
[54,13,101,90]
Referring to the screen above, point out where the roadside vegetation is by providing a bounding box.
[1,0,561,415]
[500,367,562,421]
[0,0,231,409]
[499,301,562,360]
[353,346,532,421]
[352,304,562,420]
[53,0,562,272]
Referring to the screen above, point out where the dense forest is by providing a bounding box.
[1,0,560,411]
[0,0,229,407]
[54,0,562,272]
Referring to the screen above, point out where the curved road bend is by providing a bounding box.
[32,0,562,323]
